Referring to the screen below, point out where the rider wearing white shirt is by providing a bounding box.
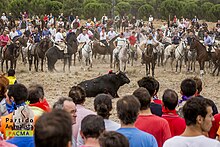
[54,28,67,53]
[9,28,19,41]
[114,32,126,48]
[77,29,90,51]
[100,28,108,48]
[107,28,117,40]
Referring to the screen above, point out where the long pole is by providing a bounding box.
[112,0,115,29]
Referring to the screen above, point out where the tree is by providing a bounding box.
[201,2,214,21]
[127,0,146,17]
[45,1,63,16]
[9,0,29,17]
[116,2,131,17]
[84,3,103,19]
[160,0,184,19]
[29,0,47,15]
[211,4,220,21]
[183,2,199,19]
[63,0,83,16]
[138,4,154,18]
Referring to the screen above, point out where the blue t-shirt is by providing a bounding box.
[117,128,158,147]
[6,136,35,147]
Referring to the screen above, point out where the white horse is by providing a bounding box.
[163,44,177,71]
[113,42,129,72]
[155,42,165,67]
[174,40,187,72]
[81,41,93,71]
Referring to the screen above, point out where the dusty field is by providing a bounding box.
[9,57,220,122]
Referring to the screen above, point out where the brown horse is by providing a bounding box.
[92,35,118,68]
[190,38,220,76]
[33,37,53,72]
[141,44,157,77]
[1,41,21,72]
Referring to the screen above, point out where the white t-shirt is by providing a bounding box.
[116,37,126,47]
[55,32,64,42]
[9,31,18,40]
[100,31,107,40]
[149,16,153,22]
[77,33,90,43]
[163,135,220,147]
[49,28,56,37]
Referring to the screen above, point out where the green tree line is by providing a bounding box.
[0,0,219,21]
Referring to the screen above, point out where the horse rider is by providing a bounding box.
[9,27,19,41]
[30,28,41,49]
[128,31,137,59]
[114,32,127,55]
[146,33,159,47]
[107,27,117,41]
[77,28,90,52]
[42,26,51,39]
[100,27,109,48]
[204,31,213,57]
[0,30,10,58]
[55,28,67,54]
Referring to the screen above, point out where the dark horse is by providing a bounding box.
[46,32,78,72]
[1,41,22,72]
[28,37,53,72]
[141,44,157,77]
[190,38,220,76]
[92,35,118,68]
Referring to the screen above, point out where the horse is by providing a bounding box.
[163,44,177,71]
[121,19,129,32]
[190,38,219,76]
[155,42,165,67]
[174,40,187,72]
[129,44,138,66]
[1,41,21,72]
[81,41,93,71]
[113,43,129,72]
[187,47,197,73]
[141,44,157,77]
[28,37,53,72]
[92,35,118,68]
[46,32,78,72]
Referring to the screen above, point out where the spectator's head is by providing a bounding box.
[162,89,178,110]
[7,84,28,105]
[99,131,129,147]
[68,85,86,105]
[180,78,197,97]
[28,84,44,104]
[7,69,15,77]
[183,97,214,132]
[53,97,77,124]
[137,76,157,97]
[35,109,72,147]
[94,94,113,119]
[133,87,151,110]
[117,95,140,125]
[0,75,9,99]
[193,76,202,95]
[80,115,105,140]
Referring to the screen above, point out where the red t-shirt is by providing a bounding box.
[128,35,136,46]
[209,113,220,139]
[135,114,171,147]
[162,108,186,137]
[0,35,9,47]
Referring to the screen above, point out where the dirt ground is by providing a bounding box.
[10,56,220,122]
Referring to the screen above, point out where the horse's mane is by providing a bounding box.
[195,38,205,48]
[109,35,119,43]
